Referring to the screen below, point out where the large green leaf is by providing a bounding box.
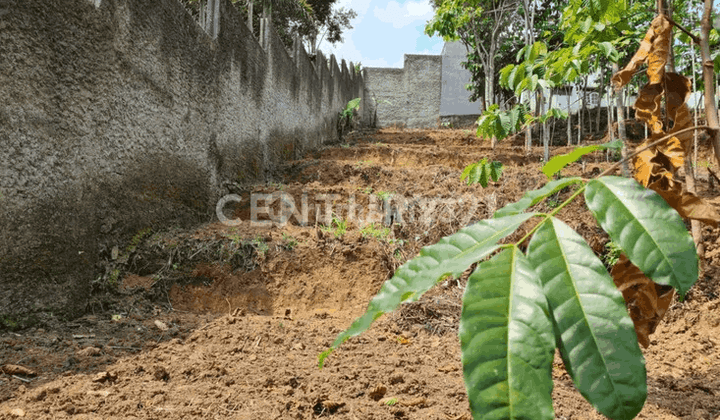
[319,213,536,367]
[528,217,646,420]
[461,247,555,420]
[494,177,584,218]
[541,140,622,179]
[584,176,698,296]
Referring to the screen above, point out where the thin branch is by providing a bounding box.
[665,15,701,45]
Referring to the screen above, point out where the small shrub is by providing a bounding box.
[361,223,391,241]
[460,158,503,187]
[322,216,347,238]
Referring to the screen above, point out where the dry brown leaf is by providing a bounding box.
[665,72,694,148]
[611,255,675,348]
[1,365,36,377]
[634,83,665,135]
[646,15,672,84]
[612,15,671,89]
[632,145,657,186]
[654,138,685,171]
[647,177,720,227]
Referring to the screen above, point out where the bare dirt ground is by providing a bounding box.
[2,127,720,419]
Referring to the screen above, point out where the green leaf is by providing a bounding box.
[542,140,622,178]
[488,161,503,182]
[345,97,361,111]
[499,113,513,138]
[584,176,698,296]
[461,162,476,184]
[461,247,555,420]
[478,162,490,188]
[598,41,612,57]
[528,217,647,420]
[472,160,484,185]
[530,74,539,92]
[494,177,584,218]
[500,65,515,88]
[319,213,536,367]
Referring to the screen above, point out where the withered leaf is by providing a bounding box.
[665,72,693,148]
[611,255,675,348]
[653,137,685,172]
[634,83,664,135]
[612,15,672,89]
[646,15,672,84]
[632,144,657,186]
[647,177,720,227]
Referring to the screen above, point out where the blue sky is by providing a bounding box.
[317,0,445,68]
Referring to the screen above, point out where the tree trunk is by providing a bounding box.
[612,63,630,176]
[578,83,584,145]
[691,40,699,173]
[526,122,532,151]
[567,91,572,146]
[696,0,720,256]
[542,90,550,162]
[486,60,496,111]
[596,65,605,133]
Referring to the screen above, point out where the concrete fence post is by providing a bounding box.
[247,0,253,33]
[203,0,220,39]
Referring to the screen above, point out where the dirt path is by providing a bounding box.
[1,128,720,419]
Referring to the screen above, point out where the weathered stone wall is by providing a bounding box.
[0,0,363,317]
[363,54,441,128]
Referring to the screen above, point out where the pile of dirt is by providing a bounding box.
[1,128,719,419]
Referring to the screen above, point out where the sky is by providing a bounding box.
[316,0,445,68]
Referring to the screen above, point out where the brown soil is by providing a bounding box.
[2,128,720,419]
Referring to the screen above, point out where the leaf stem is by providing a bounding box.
[515,184,587,246]
[596,125,716,179]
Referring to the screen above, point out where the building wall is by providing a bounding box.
[363,54,441,128]
[440,41,482,117]
[0,0,363,316]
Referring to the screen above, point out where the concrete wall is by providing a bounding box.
[363,54,441,128]
[0,0,363,317]
[440,41,482,118]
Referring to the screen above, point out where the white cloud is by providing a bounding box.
[334,0,372,17]
[373,1,434,29]
[316,0,443,69]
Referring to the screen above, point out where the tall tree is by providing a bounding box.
[426,0,520,110]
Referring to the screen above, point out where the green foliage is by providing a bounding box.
[528,216,647,419]
[126,227,152,254]
[374,190,393,201]
[250,235,269,256]
[541,140,622,178]
[537,107,568,124]
[476,104,531,142]
[585,177,697,296]
[494,177,584,218]
[282,233,298,250]
[320,171,699,419]
[460,246,555,419]
[604,240,623,267]
[460,158,503,187]
[341,97,361,119]
[0,315,19,331]
[338,97,361,139]
[322,215,347,238]
[360,223,391,241]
